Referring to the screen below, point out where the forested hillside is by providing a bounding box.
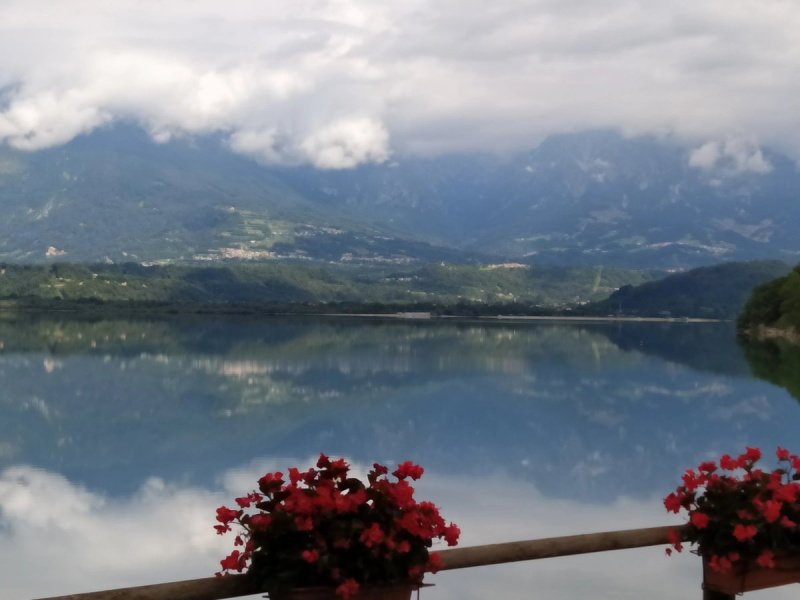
[738,265,800,337]
[0,262,655,312]
[585,261,790,319]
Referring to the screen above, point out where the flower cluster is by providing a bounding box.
[664,447,800,573]
[215,455,460,598]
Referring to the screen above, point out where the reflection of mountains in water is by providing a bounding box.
[0,314,738,370]
[740,338,800,402]
[1,316,798,502]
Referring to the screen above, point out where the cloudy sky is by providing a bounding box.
[0,0,798,168]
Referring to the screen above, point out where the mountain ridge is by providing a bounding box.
[1,126,799,269]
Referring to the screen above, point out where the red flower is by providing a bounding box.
[777,447,790,461]
[393,461,425,480]
[780,516,796,529]
[335,579,360,599]
[663,492,682,514]
[773,483,798,503]
[359,523,385,548]
[444,523,461,546]
[220,550,245,572]
[247,514,271,530]
[708,554,732,574]
[732,524,757,542]
[426,552,444,573]
[257,472,283,493]
[681,469,703,492]
[719,454,739,470]
[215,456,458,586]
[756,550,775,568]
[666,528,683,552]
[742,447,762,463]
[762,500,783,523]
[690,512,710,529]
[215,506,240,525]
[327,458,350,479]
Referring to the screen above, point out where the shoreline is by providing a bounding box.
[325,313,723,323]
[0,304,724,324]
[746,325,800,345]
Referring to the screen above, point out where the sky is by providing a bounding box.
[0,0,799,168]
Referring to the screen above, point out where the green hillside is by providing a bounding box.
[0,262,655,313]
[585,260,791,319]
[738,264,800,337]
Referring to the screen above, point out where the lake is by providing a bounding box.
[1,315,798,599]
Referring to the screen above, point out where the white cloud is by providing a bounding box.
[300,117,390,169]
[0,0,800,165]
[689,138,773,174]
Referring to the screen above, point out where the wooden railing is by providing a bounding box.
[37,525,737,600]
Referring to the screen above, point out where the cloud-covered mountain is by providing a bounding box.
[1,127,799,268]
[288,130,800,267]
[2,1,799,165]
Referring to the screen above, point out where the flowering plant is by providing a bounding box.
[215,454,460,598]
[664,447,800,573]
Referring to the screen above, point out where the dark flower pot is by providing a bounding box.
[703,554,800,594]
[267,582,419,600]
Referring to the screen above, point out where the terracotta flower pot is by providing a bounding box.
[703,554,800,594]
[268,582,418,600]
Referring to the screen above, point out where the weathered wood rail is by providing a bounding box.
[37,525,721,600]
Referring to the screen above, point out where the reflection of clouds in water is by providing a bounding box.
[2,461,797,600]
[0,466,229,599]
[712,395,773,422]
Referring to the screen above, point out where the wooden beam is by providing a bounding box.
[436,525,679,570]
[33,575,252,600]
[35,525,685,600]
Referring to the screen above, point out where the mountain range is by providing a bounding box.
[1,126,799,269]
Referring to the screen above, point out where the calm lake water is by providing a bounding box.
[1,316,799,599]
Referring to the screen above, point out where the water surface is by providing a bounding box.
[0,316,798,599]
